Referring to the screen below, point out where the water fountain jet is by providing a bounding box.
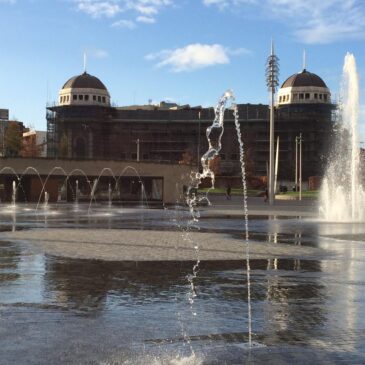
[319,53,365,222]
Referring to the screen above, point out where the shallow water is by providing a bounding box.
[0,204,365,364]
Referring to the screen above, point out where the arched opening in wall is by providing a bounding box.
[74,137,86,158]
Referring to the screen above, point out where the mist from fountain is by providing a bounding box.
[319,53,365,222]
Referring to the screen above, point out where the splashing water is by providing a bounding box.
[184,90,252,347]
[319,53,365,222]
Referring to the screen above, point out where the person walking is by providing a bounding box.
[226,185,232,200]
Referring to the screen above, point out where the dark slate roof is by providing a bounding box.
[281,69,327,88]
[62,72,108,90]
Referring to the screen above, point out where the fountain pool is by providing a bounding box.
[0,200,365,364]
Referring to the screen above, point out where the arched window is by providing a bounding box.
[74,137,86,158]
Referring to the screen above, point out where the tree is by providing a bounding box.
[4,122,22,157]
[179,149,194,165]
[208,155,221,175]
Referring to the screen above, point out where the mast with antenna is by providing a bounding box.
[266,39,280,205]
[302,49,306,71]
[83,51,87,73]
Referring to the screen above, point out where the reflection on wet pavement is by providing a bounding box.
[0,204,365,364]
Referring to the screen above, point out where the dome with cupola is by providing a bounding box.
[278,69,331,106]
[58,72,110,106]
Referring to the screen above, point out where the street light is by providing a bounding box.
[197,111,201,169]
[295,134,303,200]
[266,40,280,205]
[136,138,140,162]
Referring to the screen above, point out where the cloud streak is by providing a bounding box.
[203,0,365,44]
[146,43,250,72]
[74,0,173,27]
[75,1,122,18]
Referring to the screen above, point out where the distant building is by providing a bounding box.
[0,109,9,157]
[47,68,334,183]
[0,109,9,121]
[0,109,25,157]
[22,130,47,158]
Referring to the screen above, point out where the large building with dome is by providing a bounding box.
[46,67,334,185]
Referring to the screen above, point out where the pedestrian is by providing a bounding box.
[264,188,268,202]
[226,185,231,200]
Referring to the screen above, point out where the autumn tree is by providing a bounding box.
[208,155,221,175]
[179,149,194,165]
[4,122,22,157]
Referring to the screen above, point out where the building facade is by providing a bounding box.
[47,69,335,184]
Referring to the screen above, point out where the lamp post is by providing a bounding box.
[266,40,280,205]
[295,134,303,200]
[299,133,302,201]
[136,138,140,162]
[197,111,201,168]
[295,135,298,191]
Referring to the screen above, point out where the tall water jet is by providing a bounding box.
[184,90,252,347]
[108,182,112,206]
[11,180,16,207]
[319,53,365,221]
[75,180,79,204]
[44,191,49,209]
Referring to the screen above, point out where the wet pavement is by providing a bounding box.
[0,201,365,364]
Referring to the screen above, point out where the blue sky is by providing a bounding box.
[1,0,365,138]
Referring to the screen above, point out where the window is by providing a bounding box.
[85,95,89,101]
[314,93,318,99]
[98,96,101,102]
[73,94,77,100]
[319,94,323,99]
[79,94,83,100]
[324,94,328,101]
[93,95,96,101]
[60,97,62,103]
[67,95,70,102]
[279,96,282,102]
[131,153,137,160]
[293,94,298,101]
[230,153,238,160]
[286,95,290,101]
[305,93,310,99]
[102,96,106,103]
[143,153,148,160]
[299,93,304,99]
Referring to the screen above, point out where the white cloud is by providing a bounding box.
[75,0,122,18]
[124,0,172,12]
[74,0,173,26]
[111,19,136,28]
[203,0,256,9]
[203,0,365,44]
[146,43,248,72]
[136,15,156,23]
